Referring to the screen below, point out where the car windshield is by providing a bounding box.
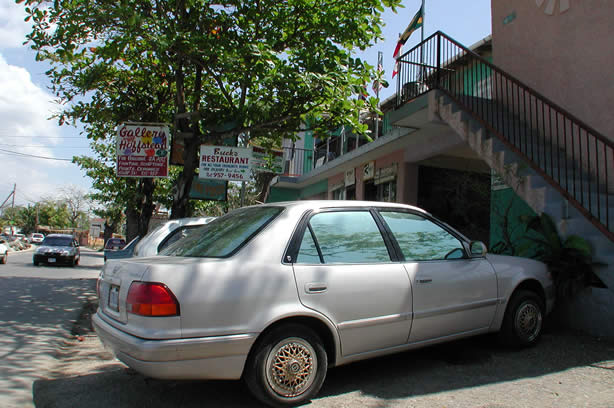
[160,207,282,258]
[43,237,72,247]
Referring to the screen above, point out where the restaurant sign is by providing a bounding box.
[199,145,253,182]
[116,123,170,178]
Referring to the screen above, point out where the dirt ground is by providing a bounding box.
[33,299,614,408]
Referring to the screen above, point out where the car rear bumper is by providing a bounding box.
[92,311,257,380]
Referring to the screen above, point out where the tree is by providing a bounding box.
[23,0,401,219]
[60,186,91,228]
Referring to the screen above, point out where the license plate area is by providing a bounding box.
[48,258,56,263]
[108,285,120,312]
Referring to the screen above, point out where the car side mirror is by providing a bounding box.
[469,241,487,258]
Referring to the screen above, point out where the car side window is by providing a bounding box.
[298,211,391,264]
[379,211,465,261]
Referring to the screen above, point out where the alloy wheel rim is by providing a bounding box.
[265,337,317,398]
[515,301,542,341]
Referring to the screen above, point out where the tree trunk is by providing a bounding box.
[255,172,276,203]
[103,221,115,247]
[125,178,156,241]
[170,63,203,219]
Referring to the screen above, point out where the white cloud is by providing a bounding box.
[0,2,32,49]
[0,54,63,149]
[0,54,91,206]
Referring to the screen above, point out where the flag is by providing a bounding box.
[393,6,424,59]
[392,5,424,78]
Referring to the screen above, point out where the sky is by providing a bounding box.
[0,0,491,209]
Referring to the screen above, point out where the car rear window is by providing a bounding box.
[43,237,73,247]
[160,207,282,258]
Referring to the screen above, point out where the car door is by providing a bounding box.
[290,209,412,357]
[378,210,498,344]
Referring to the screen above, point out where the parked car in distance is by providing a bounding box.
[104,236,139,262]
[93,201,554,407]
[103,217,215,262]
[29,233,45,244]
[33,234,80,266]
[105,237,126,251]
[0,238,8,264]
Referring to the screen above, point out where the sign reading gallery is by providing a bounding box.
[116,123,170,178]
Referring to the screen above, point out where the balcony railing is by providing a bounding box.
[396,31,614,241]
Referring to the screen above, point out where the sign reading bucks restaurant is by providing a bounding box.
[116,123,170,177]
[199,145,253,182]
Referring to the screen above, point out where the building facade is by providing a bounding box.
[267,2,614,335]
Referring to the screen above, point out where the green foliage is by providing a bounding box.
[0,198,85,233]
[517,213,594,300]
[22,0,402,217]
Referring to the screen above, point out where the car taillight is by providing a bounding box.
[126,282,180,317]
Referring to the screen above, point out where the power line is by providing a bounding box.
[0,135,87,139]
[0,144,90,149]
[0,148,73,162]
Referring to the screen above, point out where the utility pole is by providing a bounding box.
[10,184,15,235]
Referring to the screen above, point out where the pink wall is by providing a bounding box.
[492,0,614,139]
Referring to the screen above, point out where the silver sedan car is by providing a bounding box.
[93,201,554,407]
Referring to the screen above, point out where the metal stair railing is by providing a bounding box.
[396,31,614,242]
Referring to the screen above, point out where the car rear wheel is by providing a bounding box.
[245,324,327,407]
[500,289,545,348]
[0,252,6,264]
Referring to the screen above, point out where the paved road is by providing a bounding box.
[0,247,102,408]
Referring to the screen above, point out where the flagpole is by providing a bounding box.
[420,0,425,83]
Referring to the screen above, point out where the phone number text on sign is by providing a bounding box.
[199,145,253,182]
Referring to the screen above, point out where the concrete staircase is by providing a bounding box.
[429,90,614,337]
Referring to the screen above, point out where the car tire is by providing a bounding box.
[0,252,6,264]
[499,289,545,348]
[33,260,39,266]
[74,256,79,266]
[244,324,328,407]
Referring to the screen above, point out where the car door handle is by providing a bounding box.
[417,278,433,284]
[305,283,328,293]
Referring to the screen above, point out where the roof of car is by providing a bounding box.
[46,234,74,238]
[254,200,429,214]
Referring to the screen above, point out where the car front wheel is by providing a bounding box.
[245,324,327,407]
[500,289,545,348]
[0,252,6,264]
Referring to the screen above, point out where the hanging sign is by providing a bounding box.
[251,145,284,174]
[363,161,375,181]
[345,168,356,186]
[374,164,397,185]
[117,123,170,177]
[199,145,253,181]
[189,177,228,201]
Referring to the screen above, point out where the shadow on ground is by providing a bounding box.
[32,319,614,407]
[0,277,96,407]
